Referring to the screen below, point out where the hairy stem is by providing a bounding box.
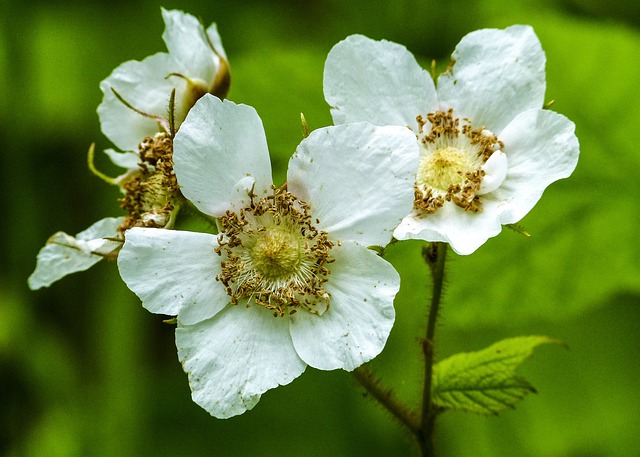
[352,242,447,456]
[353,366,420,435]
[418,242,447,456]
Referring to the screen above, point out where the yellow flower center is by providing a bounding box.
[417,146,475,193]
[249,228,303,280]
[215,188,334,317]
[413,109,503,214]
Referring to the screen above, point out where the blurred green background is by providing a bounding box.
[2,0,639,456]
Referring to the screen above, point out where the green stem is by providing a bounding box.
[87,143,117,185]
[418,242,447,456]
[353,366,420,435]
[352,242,447,455]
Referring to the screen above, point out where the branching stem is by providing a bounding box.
[351,242,447,456]
[353,366,420,434]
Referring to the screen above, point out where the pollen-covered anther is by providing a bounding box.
[118,132,180,232]
[413,109,503,214]
[215,188,334,317]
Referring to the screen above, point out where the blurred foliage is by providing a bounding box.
[2,0,639,456]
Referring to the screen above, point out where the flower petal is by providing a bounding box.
[490,108,579,224]
[324,34,437,130]
[104,148,139,171]
[28,217,123,290]
[287,123,418,246]
[98,52,179,151]
[173,95,273,218]
[394,203,503,255]
[478,151,508,195]
[176,304,306,418]
[437,25,546,133]
[161,8,224,87]
[98,9,227,152]
[289,241,397,371]
[117,227,228,324]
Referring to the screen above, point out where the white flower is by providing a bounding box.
[324,25,580,254]
[29,10,216,290]
[98,8,229,153]
[29,132,181,290]
[97,8,229,185]
[117,94,419,418]
[28,217,123,290]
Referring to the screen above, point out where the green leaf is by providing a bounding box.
[432,336,561,415]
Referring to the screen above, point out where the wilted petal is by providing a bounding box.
[28,217,123,290]
[98,53,178,152]
[161,8,226,88]
[98,9,228,152]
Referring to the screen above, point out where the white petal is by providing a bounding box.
[28,217,123,290]
[173,95,273,218]
[490,108,579,224]
[205,23,227,60]
[160,10,228,125]
[176,304,306,418]
[478,150,508,195]
[437,25,546,133]
[117,227,228,324]
[394,203,503,255]
[104,148,139,171]
[227,176,259,213]
[73,216,123,244]
[288,123,419,247]
[289,241,397,371]
[161,8,225,88]
[98,52,179,151]
[324,34,437,130]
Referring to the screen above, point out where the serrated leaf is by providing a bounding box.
[432,336,561,415]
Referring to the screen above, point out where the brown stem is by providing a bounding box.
[352,366,420,435]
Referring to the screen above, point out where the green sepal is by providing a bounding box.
[432,336,563,415]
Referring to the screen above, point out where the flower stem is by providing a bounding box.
[353,366,420,434]
[418,242,447,456]
[353,242,447,455]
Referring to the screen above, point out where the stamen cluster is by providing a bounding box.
[414,109,503,213]
[215,188,334,317]
[119,132,180,232]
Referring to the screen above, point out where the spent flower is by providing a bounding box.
[324,25,580,254]
[117,94,419,418]
[29,8,226,289]
[98,7,230,152]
